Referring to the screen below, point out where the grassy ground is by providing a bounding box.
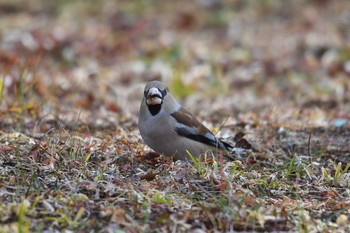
[1,0,350,232]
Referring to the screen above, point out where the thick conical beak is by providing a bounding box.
[146,87,163,105]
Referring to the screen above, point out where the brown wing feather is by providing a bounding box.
[170,108,212,135]
[170,108,233,151]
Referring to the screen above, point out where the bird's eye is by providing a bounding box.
[160,89,168,98]
[160,88,168,97]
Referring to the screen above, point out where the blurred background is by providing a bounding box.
[1,0,349,131]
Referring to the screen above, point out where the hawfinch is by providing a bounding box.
[138,81,234,161]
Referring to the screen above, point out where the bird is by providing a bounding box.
[138,80,235,161]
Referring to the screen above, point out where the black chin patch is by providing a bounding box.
[147,104,162,116]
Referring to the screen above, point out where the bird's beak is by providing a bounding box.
[146,87,163,105]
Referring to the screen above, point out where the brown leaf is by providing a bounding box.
[235,138,253,150]
[106,102,120,112]
[215,182,228,191]
[140,172,157,181]
[0,145,14,154]
[233,132,245,141]
[75,93,95,109]
[143,151,162,165]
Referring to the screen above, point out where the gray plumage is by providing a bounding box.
[138,81,234,161]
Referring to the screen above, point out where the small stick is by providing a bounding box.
[216,115,230,136]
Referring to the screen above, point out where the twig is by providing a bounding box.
[215,115,230,136]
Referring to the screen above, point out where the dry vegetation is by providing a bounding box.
[0,0,350,232]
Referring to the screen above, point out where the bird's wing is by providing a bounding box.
[170,108,232,151]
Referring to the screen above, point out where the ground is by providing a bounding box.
[0,0,350,232]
